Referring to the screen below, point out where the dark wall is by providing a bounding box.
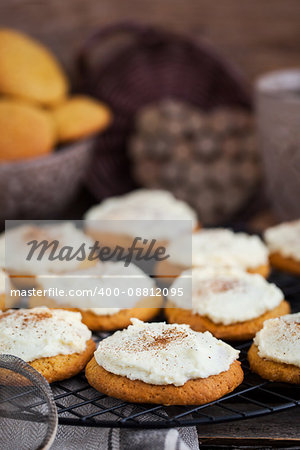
[1,0,300,82]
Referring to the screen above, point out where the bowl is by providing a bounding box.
[0,138,94,220]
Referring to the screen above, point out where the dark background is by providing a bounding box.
[2,0,300,83]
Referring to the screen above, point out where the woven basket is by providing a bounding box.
[77,22,252,199]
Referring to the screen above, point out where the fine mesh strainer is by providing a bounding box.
[0,355,58,450]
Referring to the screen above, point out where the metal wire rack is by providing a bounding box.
[0,270,299,429]
[49,269,299,428]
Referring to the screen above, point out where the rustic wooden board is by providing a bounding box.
[1,0,300,82]
[197,407,300,447]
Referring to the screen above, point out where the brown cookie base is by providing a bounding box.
[85,357,243,405]
[29,295,163,331]
[29,338,96,383]
[165,300,290,340]
[269,252,300,276]
[248,343,300,384]
[155,259,270,285]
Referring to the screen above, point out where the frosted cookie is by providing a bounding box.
[29,261,163,331]
[248,313,300,384]
[84,189,198,252]
[2,222,95,287]
[264,220,300,276]
[52,95,112,143]
[0,99,55,162]
[156,228,269,282]
[165,267,290,340]
[0,28,68,106]
[86,319,243,405]
[0,307,95,383]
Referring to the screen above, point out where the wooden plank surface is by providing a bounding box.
[197,407,300,447]
[1,0,300,82]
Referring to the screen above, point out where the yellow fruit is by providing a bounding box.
[0,28,68,106]
[0,99,56,162]
[52,95,112,142]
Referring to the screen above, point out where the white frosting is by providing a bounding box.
[169,267,284,325]
[167,229,268,269]
[94,319,240,386]
[2,223,94,275]
[37,261,156,314]
[84,189,197,241]
[254,313,300,367]
[264,220,300,262]
[0,307,91,362]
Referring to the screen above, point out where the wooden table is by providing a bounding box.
[197,407,300,448]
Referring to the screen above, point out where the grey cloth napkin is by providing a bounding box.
[52,425,199,450]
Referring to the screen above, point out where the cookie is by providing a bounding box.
[29,260,163,331]
[31,338,96,383]
[52,95,112,142]
[86,319,243,405]
[84,189,198,258]
[264,221,300,276]
[0,99,55,162]
[0,28,68,106]
[157,228,270,284]
[1,222,96,287]
[156,259,269,285]
[248,344,300,384]
[86,357,243,405]
[248,313,300,384]
[0,307,95,383]
[165,267,290,340]
[165,300,290,341]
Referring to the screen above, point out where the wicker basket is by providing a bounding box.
[77,22,252,200]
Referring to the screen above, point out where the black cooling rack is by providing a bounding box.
[1,270,299,429]
[48,269,299,428]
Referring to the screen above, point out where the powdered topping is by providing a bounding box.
[84,189,197,240]
[254,313,300,367]
[37,260,155,314]
[167,228,268,269]
[0,307,91,362]
[2,222,94,275]
[169,267,284,325]
[94,319,240,386]
[264,220,300,262]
